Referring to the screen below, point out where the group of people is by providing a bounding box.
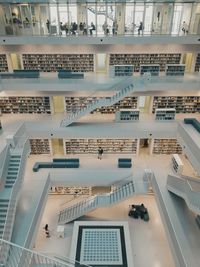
[46,20,120,36]
[46,20,96,35]
[102,20,118,35]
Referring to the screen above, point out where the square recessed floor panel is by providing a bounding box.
[70,222,133,267]
[80,228,122,265]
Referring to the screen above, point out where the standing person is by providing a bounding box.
[181,21,188,35]
[112,20,118,35]
[83,22,87,35]
[98,147,104,160]
[46,19,50,33]
[89,22,95,35]
[79,22,83,34]
[102,21,107,35]
[138,22,144,35]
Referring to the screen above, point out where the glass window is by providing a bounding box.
[40,4,49,35]
[87,4,96,35]
[97,4,106,35]
[107,4,116,35]
[144,4,153,35]
[172,4,182,35]
[10,4,22,35]
[2,4,13,35]
[21,4,32,35]
[134,4,144,35]
[58,4,68,35]
[69,4,77,24]
[189,3,200,34]
[125,4,134,34]
[30,4,40,35]
[49,4,58,35]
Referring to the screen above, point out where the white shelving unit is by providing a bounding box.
[153,139,182,154]
[50,186,91,195]
[155,108,176,120]
[65,138,138,154]
[140,65,160,76]
[165,64,185,76]
[113,65,134,77]
[115,109,140,122]
[171,154,184,175]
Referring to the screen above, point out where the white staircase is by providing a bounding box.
[0,199,9,238]
[5,154,21,189]
[60,83,134,127]
[167,174,200,214]
[87,6,115,21]
[58,181,135,224]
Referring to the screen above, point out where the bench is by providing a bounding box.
[0,70,40,79]
[58,70,84,79]
[184,118,200,133]
[118,158,132,168]
[33,159,80,172]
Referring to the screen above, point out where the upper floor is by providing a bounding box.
[0,0,199,43]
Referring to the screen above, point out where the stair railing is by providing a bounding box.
[0,238,92,267]
[110,173,133,191]
[0,145,10,190]
[0,138,30,264]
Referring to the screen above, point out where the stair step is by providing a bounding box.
[0,199,9,202]
[10,159,20,163]
[8,171,17,175]
[8,167,19,171]
[6,177,16,180]
[0,204,9,207]
[6,181,15,184]
[5,185,13,188]
[0,214,7,218]
[11,155,21,158]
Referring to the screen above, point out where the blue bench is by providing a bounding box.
[184,118,200,133]
[0,70,40,79]
[53,158,79,163]
[58,70,84,79]
[33,159,80,172]
[118,158,132,168]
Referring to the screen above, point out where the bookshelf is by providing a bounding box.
[22,54,94,72]
[29,139,51,155]
[50,186,91,195]
[140,65,160,76]
[112,65,134,76]
[153,139,182,154]
[115,109,140,122]
[155,108,176,120]
[0,96,51,114]
[165,64,185,76]
[109,54,181,72]
[171,154,183,175]
[65,96,138,114]
[0,54,8,72]
[195,54,200,72]
[65,138,138,154]
[152,96,200,114]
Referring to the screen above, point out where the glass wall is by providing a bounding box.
[0,2,198,37]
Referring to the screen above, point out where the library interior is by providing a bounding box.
[0,0,200,267]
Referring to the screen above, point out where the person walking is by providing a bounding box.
[46,19,50,33]
[44,224,50,238]
[138,22,144,35]
[98,147,104,160]
[181,21,189,35]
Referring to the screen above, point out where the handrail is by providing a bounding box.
[41,252,92,267]
[0,238,92,267]
[150,171,187,267]
[23,174,51,249]
[0,145,10,188]
[0,138,30,264]
[109,173,133,189]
